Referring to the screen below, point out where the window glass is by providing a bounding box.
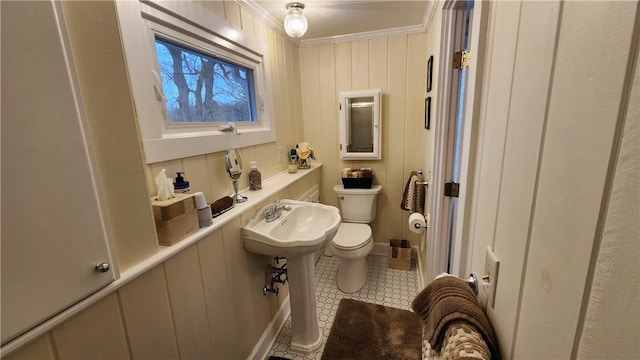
[155,37,257,124]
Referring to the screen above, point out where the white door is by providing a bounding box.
[426,0,480,281]
[1,1,117,344]
[455,1,636,356]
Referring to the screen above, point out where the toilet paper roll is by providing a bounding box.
[408,212,426,233]
[194,192,208,209]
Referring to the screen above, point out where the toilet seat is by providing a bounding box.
[331,223,372,250]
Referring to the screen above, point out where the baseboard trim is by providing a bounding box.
[370,242,419,258]
[370,242,389,257]
[249,295,291,360]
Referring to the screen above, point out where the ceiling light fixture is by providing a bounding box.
[284,2,308,38]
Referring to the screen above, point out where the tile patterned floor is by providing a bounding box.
[267,254,419,360]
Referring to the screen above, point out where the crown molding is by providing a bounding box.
[423,0,440,31]
[236,0,434,47]
[299,24,426,47]
[235,0,301,46]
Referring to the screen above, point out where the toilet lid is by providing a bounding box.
[332,223,372,250]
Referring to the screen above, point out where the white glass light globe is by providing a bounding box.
[284,8,308,38]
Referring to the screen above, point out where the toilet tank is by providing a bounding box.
[333,184,382,223]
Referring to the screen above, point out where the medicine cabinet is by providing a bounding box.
[339,89,382,160]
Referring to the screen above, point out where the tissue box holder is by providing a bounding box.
[388,239,411,270]
[151,193,199,246]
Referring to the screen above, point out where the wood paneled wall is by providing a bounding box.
[144,0,305,227]
[5,1,313,358]
[6,172,321,360]
[299,33,431,247]
[60,0,306,272]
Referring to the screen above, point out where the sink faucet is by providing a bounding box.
[264,200,291,222]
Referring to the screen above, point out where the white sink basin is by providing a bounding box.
[242,200,341,257]
[242,199,341,353]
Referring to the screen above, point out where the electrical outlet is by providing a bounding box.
[277,147,283,162]
[484,247,500,309]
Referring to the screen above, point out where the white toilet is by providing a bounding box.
[330,184,382,293]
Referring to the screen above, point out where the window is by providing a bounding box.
[115,1,276,163]
[155,37,257,124]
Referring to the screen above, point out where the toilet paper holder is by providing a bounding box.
[409,213,428,231]
[412,218,426,230]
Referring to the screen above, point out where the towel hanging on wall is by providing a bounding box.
[401,171,424,213]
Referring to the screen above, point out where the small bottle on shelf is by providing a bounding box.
[288,149,298,174]
[173,172,190,193]
[248,161,262,190]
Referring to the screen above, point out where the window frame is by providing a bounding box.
[153,35,259,127]
[116,1,276,163]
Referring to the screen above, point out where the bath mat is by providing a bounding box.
[321,299,422,360]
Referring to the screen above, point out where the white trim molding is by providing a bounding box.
[250,296,291,360]
[423,0,441,32]
[300,24,426,47]
[236,0,298,45]
[238,0,431,47]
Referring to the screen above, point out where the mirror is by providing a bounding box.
[225,148,243,180]
[339,89,381,160]
[225,149,247,203]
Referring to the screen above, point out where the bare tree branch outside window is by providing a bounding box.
[155,37,257,123]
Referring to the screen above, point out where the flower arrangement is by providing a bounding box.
[297,142,315,160]
[296,142,315,168]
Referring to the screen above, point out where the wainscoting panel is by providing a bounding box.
[51,294,129,359]
[118,265,179,359]
[4,336,52,360]
[197,230,238,359]
[222,217,261,356]
[164,245,214,358]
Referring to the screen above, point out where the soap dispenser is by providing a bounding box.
[248,161,262,190]
[173,172,190,193]
[288,148,298,173]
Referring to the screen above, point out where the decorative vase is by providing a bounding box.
[298,158,311,169]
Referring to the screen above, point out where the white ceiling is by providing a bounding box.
[249,1,431,41]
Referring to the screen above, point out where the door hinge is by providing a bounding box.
[453,50,471,69]
[444,182,460,197]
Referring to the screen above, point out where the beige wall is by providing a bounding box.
[299,33,430,249]
[5,173,320,360]
[576,41,640,359]
[11,0,637,358]
[457,1,639,358]
[61,0,158,271]
[62,0,306,272]
[143,2,306,211]
[5,1,312,358]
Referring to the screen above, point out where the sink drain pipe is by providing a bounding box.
[263,257,288,295]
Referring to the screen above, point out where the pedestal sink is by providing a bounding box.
[242,200,341,353]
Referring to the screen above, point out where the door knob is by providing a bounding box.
[94,263,110,273]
